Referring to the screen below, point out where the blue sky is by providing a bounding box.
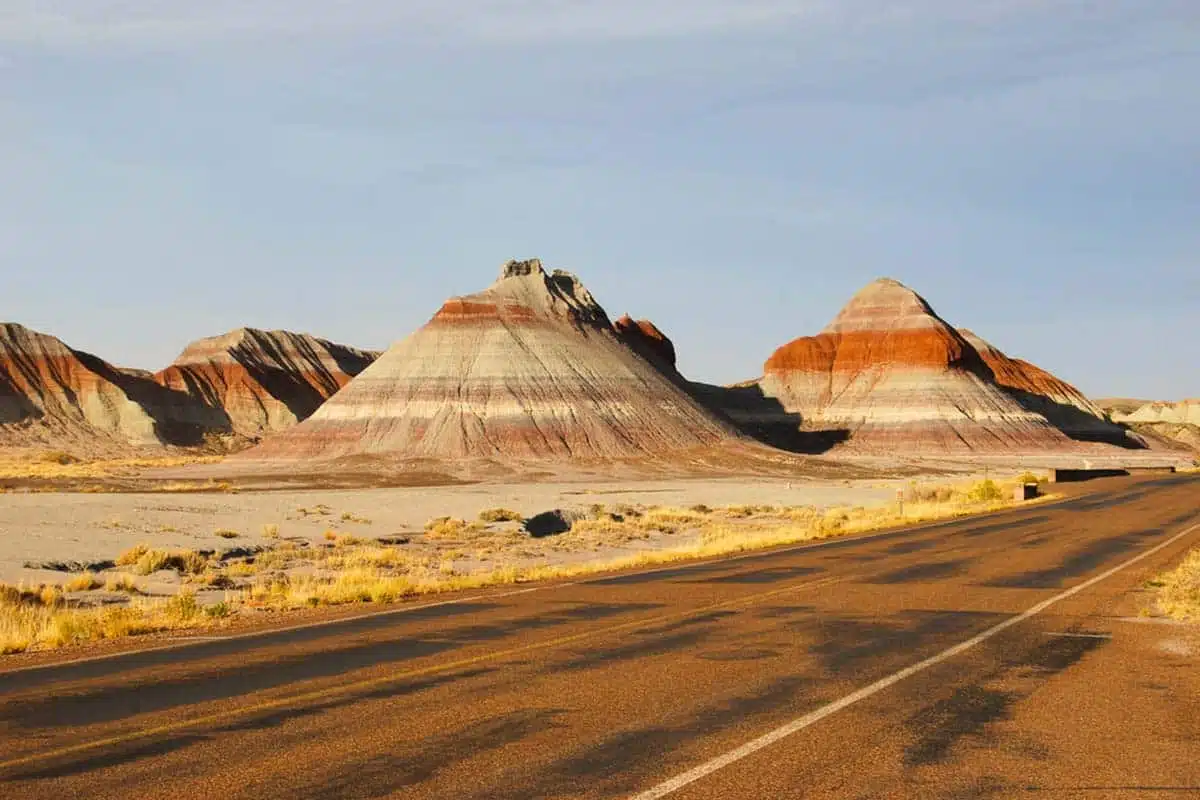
[2,1,1197,398]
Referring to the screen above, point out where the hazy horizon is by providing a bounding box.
[3,2,1197,399]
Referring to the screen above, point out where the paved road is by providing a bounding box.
[1,475,1198,799]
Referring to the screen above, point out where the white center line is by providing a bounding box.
[630,522,1200,800]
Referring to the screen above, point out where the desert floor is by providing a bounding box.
[0,476,918,587]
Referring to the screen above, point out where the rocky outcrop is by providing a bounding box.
[958,330,1137,446]
[613,315,677,371]
[0,322,171,448]
[746,279,1077,454]
[1119,399,1200,426]
[243,259,741,461]
[1110,400,1200,454]
[154,328,379,439]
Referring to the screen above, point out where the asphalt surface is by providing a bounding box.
[1,474,1198,799]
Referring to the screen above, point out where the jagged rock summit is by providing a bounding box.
[0,322,162,448]
[154,328,379,438]
[245,259,740,461]
[753,278,1076,453]
[613,315,677,371]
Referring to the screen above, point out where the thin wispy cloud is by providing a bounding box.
[1,1,1171,48]
[1,1,820,46]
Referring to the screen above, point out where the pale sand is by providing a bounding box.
[0,477,911,585]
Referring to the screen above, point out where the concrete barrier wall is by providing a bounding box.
[1125,466,1178,476]
[1048,468,1128,483]
[1048,466,1177,483]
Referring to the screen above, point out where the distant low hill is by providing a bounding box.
[0,322,377,454]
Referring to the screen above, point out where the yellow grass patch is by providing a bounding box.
[0,584,220,654]
[116,544,210,576]
[63,572,104,592]
[479,508,524,523]
[0,453,224,480]
[1153,548,1200,621]
[424,517,484,539]
[104,574,142,594]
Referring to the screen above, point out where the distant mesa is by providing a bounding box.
[154,328,379,439]
[242,259,741,461]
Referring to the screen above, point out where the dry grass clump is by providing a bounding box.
[569,516,651,541]
[479,508,524,523]
[567,505,712,541]
[63,572,104,592]
[0,453,223,480]
[215,529,240,539]
[642,506,711,526]
[323,546,417,571]
[150,480,235,494]
[718,504,778,519]
[104,574,142,594]
[0,582,219,654]
[116,544,210,575]
[188,570,237,590]
[262,524,280,539]
[424,517,483,539]
[245,563,532,611]
[1152,548,1200,620]
[340,512,372,525]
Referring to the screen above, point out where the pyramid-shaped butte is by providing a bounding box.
[154,328,379,438]
[757,278,1073,452]
[246,260,738,460]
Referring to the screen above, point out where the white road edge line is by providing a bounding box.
[630,521,1200,800]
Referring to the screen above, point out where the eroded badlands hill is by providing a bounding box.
[155,328,379,439]
[724,279,1080,454]
[0,322,379,453]
[1,323,169,449]
[1108,399,1200,453]
[244,260,741,461]
[958,329,1135,445]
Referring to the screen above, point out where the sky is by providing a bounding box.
[2,1,1197,399]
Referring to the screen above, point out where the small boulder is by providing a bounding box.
[523,509,588,538]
